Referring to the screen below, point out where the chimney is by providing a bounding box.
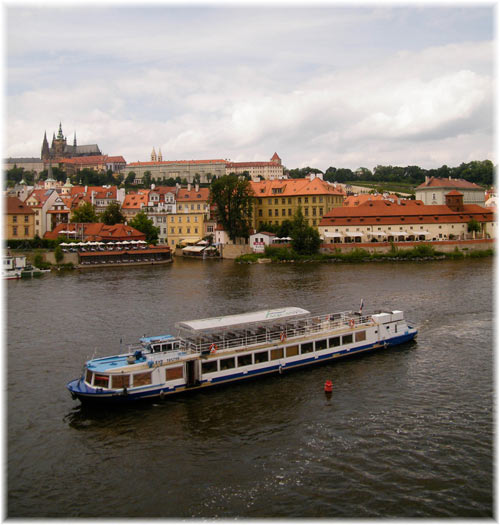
[187,183,191,191]
[195,183,199,192]
[84,185,88,193]
[397,198,401,205]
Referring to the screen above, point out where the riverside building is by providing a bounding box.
[250,175,345,230]
[319,191,495,243]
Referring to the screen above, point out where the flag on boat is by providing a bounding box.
[359,298,364,313]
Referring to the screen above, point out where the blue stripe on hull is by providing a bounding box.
[68,331,416,403]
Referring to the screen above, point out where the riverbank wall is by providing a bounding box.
[320,238,494,254]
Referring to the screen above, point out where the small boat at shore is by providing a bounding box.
[67,305,417,404]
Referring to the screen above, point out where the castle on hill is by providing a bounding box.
[41,122,101,161]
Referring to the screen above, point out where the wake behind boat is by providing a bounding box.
[67,305,417,404]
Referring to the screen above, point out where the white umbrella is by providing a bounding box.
[138,240,146,244]
[121,240,130,244]
[59,242,68,246]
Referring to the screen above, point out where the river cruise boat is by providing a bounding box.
[67,305,417,403]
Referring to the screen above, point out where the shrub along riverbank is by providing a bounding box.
[236,244,494,264]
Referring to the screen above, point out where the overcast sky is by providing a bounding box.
[4,3,495,172]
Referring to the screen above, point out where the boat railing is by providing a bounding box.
[185,311,375,355]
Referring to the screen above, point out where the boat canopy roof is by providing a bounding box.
[176,307,310,333]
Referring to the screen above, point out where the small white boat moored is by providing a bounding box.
[67,304,418,404]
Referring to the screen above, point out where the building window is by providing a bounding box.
[275,209,279,216]
[13,216,17,223]
[268,209,273,217]
[12,227,17,236]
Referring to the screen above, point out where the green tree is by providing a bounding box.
[129,211,159,244]
[290,207,321,255]
[100,201,125,225]
[277,219,294,238]
[143,170,152,188]
[54,244,64,264]
[71,201,98,223]
[210,174,254,242]
[125,172,136,185]
[467,219,481,233]
[258,222,279,234]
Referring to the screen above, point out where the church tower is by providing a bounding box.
[151,147,157,162]
[158,148,163,162]
[52,122,67,157]
[41,131,50,161]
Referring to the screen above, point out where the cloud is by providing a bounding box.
[5,7,495,171]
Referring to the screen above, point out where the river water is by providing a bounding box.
[6,257,494,518]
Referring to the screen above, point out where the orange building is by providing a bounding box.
[250,176,345,230]
[5,196,35,240]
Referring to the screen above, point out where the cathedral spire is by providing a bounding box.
[57,122,64,139]
[73,131,77,147]
[41,131,50,159]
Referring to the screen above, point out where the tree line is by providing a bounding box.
[288,160,494,187]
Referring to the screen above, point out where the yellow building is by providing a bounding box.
[5,196,35,240]
[166,186,211,248]
[250,176,345,230]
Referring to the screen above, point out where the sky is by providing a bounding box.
[3,2,496,172]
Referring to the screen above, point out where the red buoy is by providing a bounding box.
[324,380,333,393]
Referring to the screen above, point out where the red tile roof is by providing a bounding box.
[122,193,149,209]
[250,178,345,197]
[227,161,279,168]
[343,194,401,206]
[176,188,210,202]
[6,196,35,214]
[446,190,464,196]
[44,222,146,241]
[416,177,483,190]
[320,199,493,227]
[59,155,108,165]
[106,156,126,163]
[128,159,226,167]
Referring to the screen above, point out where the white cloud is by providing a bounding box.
[4,7,495,171]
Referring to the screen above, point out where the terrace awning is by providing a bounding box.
[176,307,310,333]
[323,232,342,238]
[182,245,206,253]
[179,238,201,246]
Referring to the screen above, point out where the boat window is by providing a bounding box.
[286,345,299,357]
[94,374,109,388]
[329,336,340,347]
[173,341,181,349]
[165,366,183,380]
[133,372,152,386]
[255,351,269,363]
[315,339,327,351]
[342,334,353,345]
[271,348,284,360]
[161,343,170,352]
[238,354,252,367]
[202,360,218,374]
[112,374,129,388]
[85,369,93,384]
[301,342,314,353]
[220,357,236,370]
[355,331,366,342]
[152,345,161,353]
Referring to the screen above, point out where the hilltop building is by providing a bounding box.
[41,123,101,162]
[415,177,485,206]
[226,153,284,180]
